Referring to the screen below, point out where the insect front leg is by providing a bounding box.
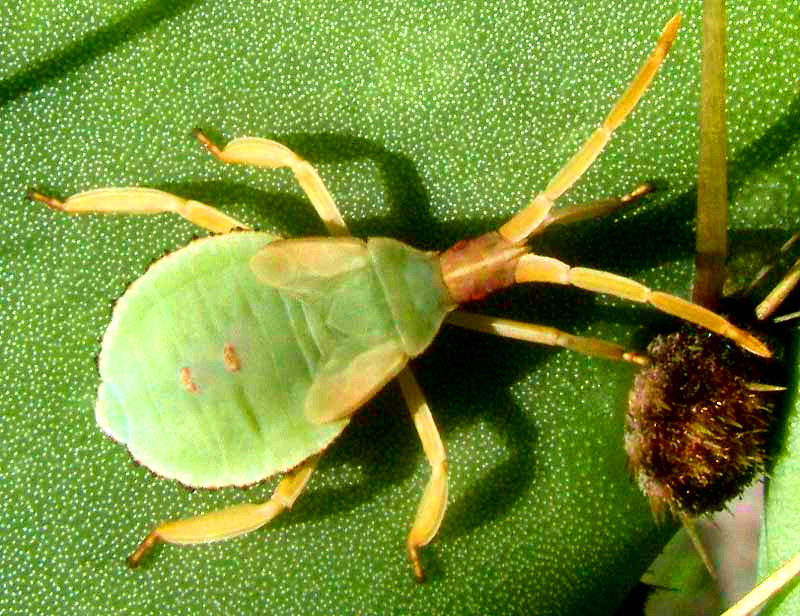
[514,253,771,357]
[395,368,448,583]
[127,454,319,567]
[194,130,349,236]
[27,187,248,233]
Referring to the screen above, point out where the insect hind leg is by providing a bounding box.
[127,454,319,567]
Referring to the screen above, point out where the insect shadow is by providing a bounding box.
[727,89,800,201]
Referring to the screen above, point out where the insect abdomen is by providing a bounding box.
[95,232,349,488]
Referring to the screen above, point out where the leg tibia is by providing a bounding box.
[138,501,285,548]
[28,187,248,233]
[127,455,318,567]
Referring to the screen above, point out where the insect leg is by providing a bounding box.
[738,231,800,297]
[515,254,771,358]
[446,311,648,365]
[498,14,680,244]
[27,188,248,233]
[194,130,349,236]
[396,368,448,583]
[127,454,319,567]
[529,182,654,237]
[756,255,800,320]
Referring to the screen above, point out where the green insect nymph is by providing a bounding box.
[28,14,770,582]
[97,234,451,487]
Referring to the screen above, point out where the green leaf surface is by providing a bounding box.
[1,1,797,614]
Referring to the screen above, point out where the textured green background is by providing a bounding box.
[1,1,797,614]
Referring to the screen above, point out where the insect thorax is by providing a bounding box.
[367,237,455,356]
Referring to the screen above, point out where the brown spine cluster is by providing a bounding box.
[625,328,773,517]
